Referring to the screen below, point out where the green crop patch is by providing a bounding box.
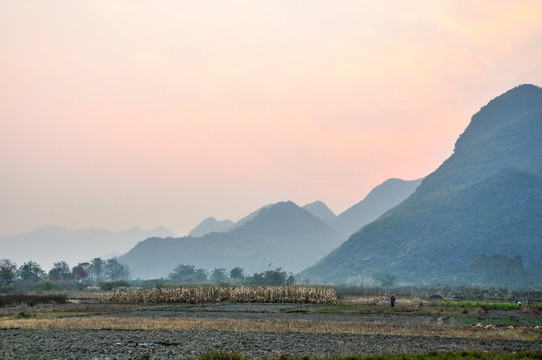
[441,301,519,310]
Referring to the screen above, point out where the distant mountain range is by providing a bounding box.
[120,178,421,279]
[188,180,422,241]
[328,178,423,240]
[300,84,542,288]
[119,201,342,279]
[0,226,176,270]
[188,217,235,237]
[2,173,419,279]
[302,201,337,224]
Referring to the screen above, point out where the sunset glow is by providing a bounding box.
[1,0,542,237]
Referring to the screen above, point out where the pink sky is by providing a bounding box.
[1,1,542,237]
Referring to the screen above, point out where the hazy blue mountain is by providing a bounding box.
[330,178,423,239]
[0,225,176,270]
[189,217,235,237]
[300,84,542,288]
[226,204,273,230]
[118,201,342,279]
[303,201,336,223]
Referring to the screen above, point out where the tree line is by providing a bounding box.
[165,264,295,286]
[0,258,130,290]
[0,258,296,291]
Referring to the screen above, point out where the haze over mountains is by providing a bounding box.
[301,84,542,288]
[188,218,235,238]
[2,176,419,278]
[119,177,421,279]
[7,85,539,287]
[188,179,421,240]
[0,226,176,271]
[328,178,423,240]
[119,201,341,279]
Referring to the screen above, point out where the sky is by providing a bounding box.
[1,0,542,238]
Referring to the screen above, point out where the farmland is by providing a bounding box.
[1,288,541,359]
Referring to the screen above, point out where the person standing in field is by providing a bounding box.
[390,295,396,308]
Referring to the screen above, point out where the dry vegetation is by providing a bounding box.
[1,289,541,349]
[102,286,338,304]
[2,315,540,341]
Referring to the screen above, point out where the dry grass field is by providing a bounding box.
[1,289,541,359]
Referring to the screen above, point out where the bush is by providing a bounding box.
[0,294,67,307]
[99,280,131,291]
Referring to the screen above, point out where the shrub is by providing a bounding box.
[99,280,131,291]
[0,294,67,307]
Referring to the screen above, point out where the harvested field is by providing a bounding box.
[1,299,541,359]
[2,328,541,359]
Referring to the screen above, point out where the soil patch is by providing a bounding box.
[2,328,541,359]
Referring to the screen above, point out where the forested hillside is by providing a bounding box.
[300,84,542,288]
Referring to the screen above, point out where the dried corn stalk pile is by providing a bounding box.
[103,286,337,304]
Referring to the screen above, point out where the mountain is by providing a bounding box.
[187,204,273,237]
[227,203,273,229]
[0,225,176,270]
[303,201,336,223]
[118,201,342,279]
[300,84,542,287]
[330,178,423,239]
[189,217,235,237]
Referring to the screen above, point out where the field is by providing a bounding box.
[1,288,541,359]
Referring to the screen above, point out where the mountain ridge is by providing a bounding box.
[189,217,235,238]
[118,201,342,279]
[300,84,542,287]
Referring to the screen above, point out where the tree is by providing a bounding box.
[72,263,89,282]
[169,264,196,283]
[286,274,295,285]
[194,268,208,282]
[49,261,72,281]
[230,267,245,282]
[168,264,208,283]
[211,268,228,284]
[245,268,293,286]
[89,258,106,282]
[0,259,17,286]
[105,259,130,281]
[18,261,45,282]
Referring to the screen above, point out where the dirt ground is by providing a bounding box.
[1,303,541,359]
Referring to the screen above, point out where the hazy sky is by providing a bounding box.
[1,1,542,238]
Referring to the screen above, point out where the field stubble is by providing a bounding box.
[1,291,541,359]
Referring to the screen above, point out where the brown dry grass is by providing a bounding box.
[1,316,539,341]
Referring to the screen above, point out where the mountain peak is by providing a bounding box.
[303,201,336,224]
[119,199,342,278]
[301,85,542,286]
[189,217,234,238]
[454,84,542,154]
